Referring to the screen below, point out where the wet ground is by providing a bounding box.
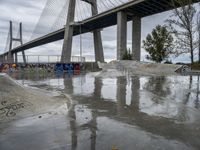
[0,72,200,150]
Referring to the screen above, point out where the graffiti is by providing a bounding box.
[0,63,83,75]
[0,63,54,73]
[0,100,32,117]
[0,63,18,73]
[54,63,82,75]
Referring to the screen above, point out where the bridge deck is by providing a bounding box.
[1,0,199,56]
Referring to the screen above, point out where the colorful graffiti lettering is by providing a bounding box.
[0,63,82,75]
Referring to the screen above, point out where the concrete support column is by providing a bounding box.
[132,16,141,61]
[92,0,104,62]
[8,21,14,63]
[22,51,26,64]
[15,53,18,63]
[0,55,3,62]
[20,22,26,64]
[93,30,104,62]
[117,11,127,60]
[61,0,76,63]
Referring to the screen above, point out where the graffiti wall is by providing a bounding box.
[0,63,82,75]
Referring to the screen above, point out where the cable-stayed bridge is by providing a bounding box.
[0,0,199,63]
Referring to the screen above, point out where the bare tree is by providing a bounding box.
[166,0,197,63]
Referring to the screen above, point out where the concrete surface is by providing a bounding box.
[0,73,200,150]
[97,61,187,77]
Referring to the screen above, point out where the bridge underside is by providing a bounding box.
[1,0,200,59]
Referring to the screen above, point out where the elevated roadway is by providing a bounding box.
[1,0,199,56]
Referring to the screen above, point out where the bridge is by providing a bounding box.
[0,0,199,64]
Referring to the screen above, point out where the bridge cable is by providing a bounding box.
[30,0,65,40]
[84,1,92,18]
[13,23,21,48]
[96,1,104,12]
[51,0,69,31]
[96,2,103,13]
[100,0,110,10]
[77,0,85,21]
[82,0,90,20]
[107,0,117,7]
[113,0,123,5]
[116,0,126,5]
[75,0,80,21]
[104,0,114,8]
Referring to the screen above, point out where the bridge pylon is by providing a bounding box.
[61,0,76,63]
[117,12,141,61]
[61,0,105,63]
[7,21,26,64]
[91,0,105,62]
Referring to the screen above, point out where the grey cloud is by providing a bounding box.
[0,0,194,63]
[0,0,45,10]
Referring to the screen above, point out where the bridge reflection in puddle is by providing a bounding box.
[7,73,200,150]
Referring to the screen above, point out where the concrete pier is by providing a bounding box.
[93,30,104,62]
[8,21,14,63]
[61,0,76,63]
[132,16,141,61]
[15,53,18,63]
[117,11,127,60]
[92,0,104,62]
[20,23,26,64]
[0,56,3,62]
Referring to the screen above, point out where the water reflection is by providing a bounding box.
[195,76,200,109]
[68,103,77,150]
[9,73,200,150]
[93,77,102,99]
[144,76,171,104]
[116,77,127,114]
[63,76,200,149]
[131,77,140,111]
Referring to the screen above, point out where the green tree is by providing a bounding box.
[143,25,174,63]
[122,48,132,60]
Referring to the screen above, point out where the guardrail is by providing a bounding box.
[1,55,86,63]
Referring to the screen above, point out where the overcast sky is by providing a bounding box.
[0,0,197,63]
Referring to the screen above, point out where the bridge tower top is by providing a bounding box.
[7,21,26,64]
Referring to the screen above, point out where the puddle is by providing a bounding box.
[1,72,200,150]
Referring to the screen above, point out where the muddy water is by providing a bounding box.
[2,73,200,150]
